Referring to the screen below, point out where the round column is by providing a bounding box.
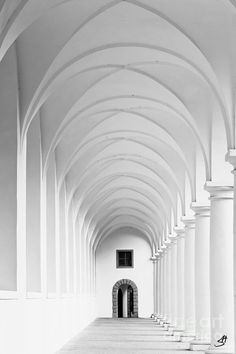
[155,253,161,317]
[163,247,168,323]
[158,250,165,321]
[151,255,157,314]
[161,245,168,323]
[190,203,211,351]
[226,150,236,354]
[164,241,171,324]
[181,217,196,341]
[205,183,234,354]
[173,227,185,334]
[169,236,178,328]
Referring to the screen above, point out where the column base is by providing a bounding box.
[172,328,184,337]
[167,325,177,334]
[163,322,170,329]
[181,333,196,342]
[205,350,233,354]
[190,340,211,351]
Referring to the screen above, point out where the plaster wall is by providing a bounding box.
[0,45,18,290]
[0,295,96,354]
[96,228,153,318]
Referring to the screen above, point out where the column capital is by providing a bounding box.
[204,181,234,200]
[150,255,157,263]
[169,234,178,244]
[191,202,210,217]
[173,227,185,238]
[164,239,172,248]
[160,244,167,253]
[181,216,195,229]
[225,149,236,171]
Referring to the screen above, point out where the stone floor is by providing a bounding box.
[56,318,205,354]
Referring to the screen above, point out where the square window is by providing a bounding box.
[116,250,133,268]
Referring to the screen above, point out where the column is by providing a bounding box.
[226,150,236,354]
[160,246,167,323]
[205,183,234,354]
[181,217,196,340]
[190,203,211,351]
[156,253,161,317]
[163,245,170,323]
[151,255,157,314]
[169,236,178,328]
[173,227,185,334]
[158,250,164,321]
[166,243,172,324]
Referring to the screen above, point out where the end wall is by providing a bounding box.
[96,228,153,318]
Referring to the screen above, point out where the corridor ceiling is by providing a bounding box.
[1,0,236,250]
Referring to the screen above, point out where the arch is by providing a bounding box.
[112,279,138,318]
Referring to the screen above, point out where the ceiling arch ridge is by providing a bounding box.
[54,108,204,184]
[47,0,222,94]
[75,187,171,242]
[87,206,161,249]
[93,221,154,252]
[53,94,209,181]
[129,66,231,149]
[86,205,163,249]
[68,155,184,214]
[94,214,156,251]
[66,131,194,202]
[94,225,152,251]
[58,122,199,187]
[73,174,173,225]
[55,108,198,190]
[0,0,82,62]
[80,190,168,239]
[126,0,208,58]
[0,0,29,61]
[85,203,162,246]
[85,197,166,237]
[67,153,185,213]
[79,185,168,233]
[61,130,194,201]
[75,176,175,232]
[43,79,210,179]
[43,61,195,144]
[21,42,228,147]
[93,214,155,250]
[72,172,177,224]
[22,63,122,146]
[125,0,233,130]
[228,0,236,9]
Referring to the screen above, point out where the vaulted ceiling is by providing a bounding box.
[1,0,236,250]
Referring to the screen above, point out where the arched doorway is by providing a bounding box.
[112,279,138,318]
[118,288,123,318]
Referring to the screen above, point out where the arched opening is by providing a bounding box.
[127,285,134,317]
[112,279,138,318]
[118,288,123,318]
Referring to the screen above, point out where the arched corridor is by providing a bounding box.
[0,1,236,353]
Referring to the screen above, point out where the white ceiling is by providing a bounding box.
[1,0,236,250]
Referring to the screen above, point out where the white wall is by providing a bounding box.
[0,295,96,354]
[96,228,153,318]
